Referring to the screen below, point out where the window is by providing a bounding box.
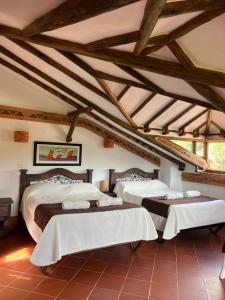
[208,142,225,171]
[172,140,192,152]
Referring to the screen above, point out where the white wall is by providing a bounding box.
[182,181,225,200]
[0,118,158,215]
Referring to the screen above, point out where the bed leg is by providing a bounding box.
[157,237,165,244]
[130,241,141,252]
[40,266,48,275]
[209,224,225,235]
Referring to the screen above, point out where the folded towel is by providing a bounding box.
[184,191,201,198]
[98,197,123,207]
[163,192,184,200]
[62,200,90,210]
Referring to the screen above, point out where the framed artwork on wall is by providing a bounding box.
[33,142,82,166]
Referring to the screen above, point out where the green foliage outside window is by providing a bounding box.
[208,142,225,170]
[172,140,192,152]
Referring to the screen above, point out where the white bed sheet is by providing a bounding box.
[123,188,225,240]
[21,182,158,266]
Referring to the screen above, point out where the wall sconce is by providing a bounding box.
[100,180,108,192]
[14,131,29,143]
[103,137,114,148]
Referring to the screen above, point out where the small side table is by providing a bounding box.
[103,191,117,197]
[0,198,13,237]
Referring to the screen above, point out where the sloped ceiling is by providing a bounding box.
[0,0,224,143]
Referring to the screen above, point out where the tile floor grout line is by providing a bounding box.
[147,243,157,299]
[115,249,136,300]
[174,236,179,300]
[192,235,210,300]
[85,250,116,300]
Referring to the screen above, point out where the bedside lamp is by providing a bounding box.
[100,180,108,192]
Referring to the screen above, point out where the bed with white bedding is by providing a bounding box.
[108,168,225,240]
[19,168,158,267]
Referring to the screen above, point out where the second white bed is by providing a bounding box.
[115,180,225,240]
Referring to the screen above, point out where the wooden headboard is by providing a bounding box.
[108,168,159,192]
[19,168,93,206]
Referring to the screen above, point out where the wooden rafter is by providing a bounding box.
[9,39,109,102]
[134,0,166,55]
[205,110,213,136]
[22,0,142,36]
[96,69,217,110]
[116,64,164,93]
[130,92,156,118]
[1,25,225,88]
[179,109,209,136]
[161,0,225,18]
[86,31,138,51]
[117,85,131,101]
[58,51,137,127]
[66,107,92,142]
[168,41,225,114]
[162,104,196,135]
[211,121,225,138]
[144,99,177,132]
[144,10,224,55]
[193,121,207,138]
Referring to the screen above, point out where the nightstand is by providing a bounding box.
[103,191,117,197]
[0,198,13,237]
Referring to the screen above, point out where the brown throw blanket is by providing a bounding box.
[34,201,138,231]
[142,195,216,218]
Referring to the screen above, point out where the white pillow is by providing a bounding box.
[114,179,169,197]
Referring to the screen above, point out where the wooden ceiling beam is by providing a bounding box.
[144,10,224,55]
[116,64,164,93]
[9,38,109,102]
[115,64,216,109]
[0,55,186,168]
[168,41,225,114]
[211,121,225,138]
[161,0,225,18]
[117,85,131,101]
[66,107,92,142]
[95,70,153,91]
[58,51,137,127]
[86,31,138,51]
[130,92,156,118]
[162,104,196,135]
[22,0,142,36]
[193,121,207,138]
[134,0,166,55]
[1,25,225,88]
[144,99,177,132]
[179,109,209,136]
[205,110,213,136]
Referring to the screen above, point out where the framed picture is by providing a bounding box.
[33,142,82,166]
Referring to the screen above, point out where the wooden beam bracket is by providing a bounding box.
[66,106,92,142]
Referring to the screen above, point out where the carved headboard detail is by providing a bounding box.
[19,168,93,206]
[108,168,159,192]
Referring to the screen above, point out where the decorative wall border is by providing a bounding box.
[182,172,225,187]
[0,104,160,166]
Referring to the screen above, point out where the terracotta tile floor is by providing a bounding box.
[0,228,224,300]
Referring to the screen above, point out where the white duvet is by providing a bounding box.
[21,182,158,266]
[115,180,225,239]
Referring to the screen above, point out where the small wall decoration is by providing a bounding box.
[33,142,82,166]
[14,131,29,143]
